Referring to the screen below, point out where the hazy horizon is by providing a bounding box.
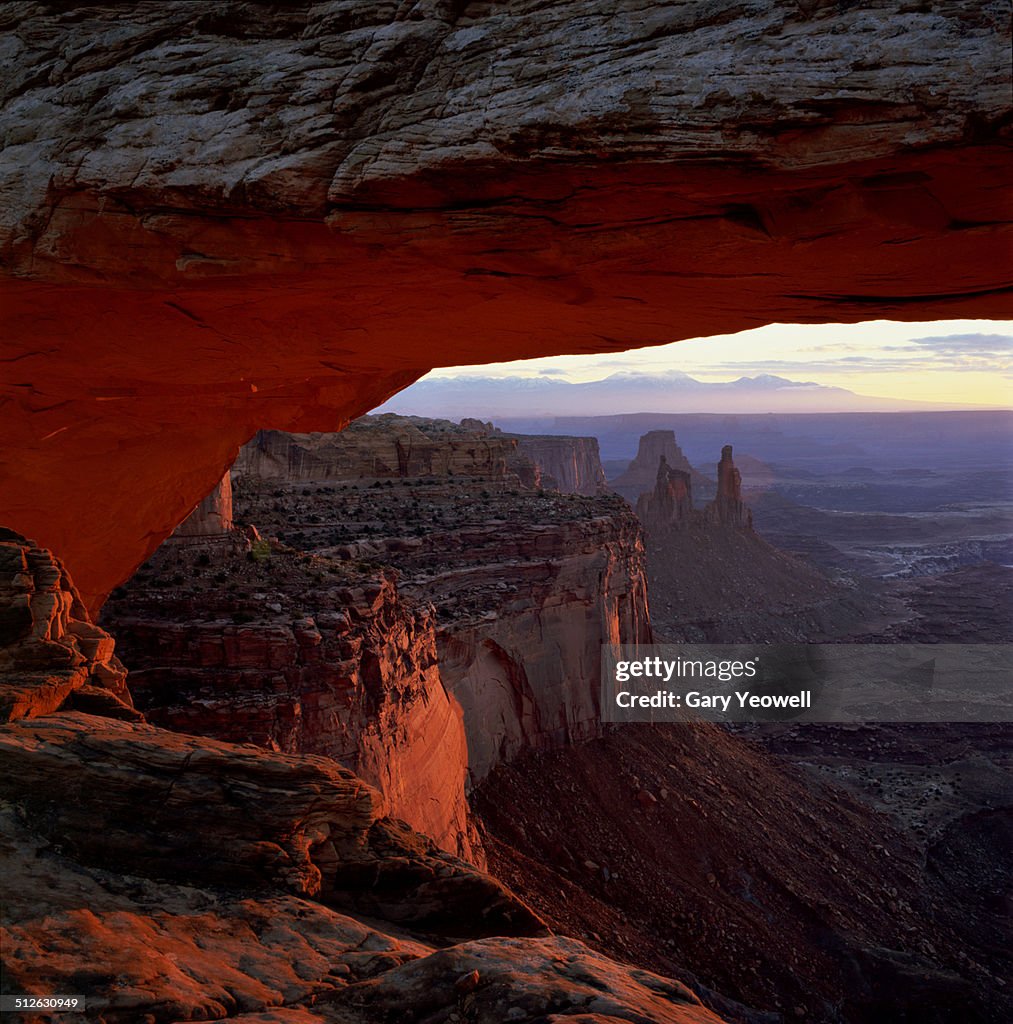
[382,319,1012,417]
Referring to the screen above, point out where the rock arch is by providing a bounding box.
[1,2,1010,610]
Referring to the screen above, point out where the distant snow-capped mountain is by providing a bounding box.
[376,370,949,417]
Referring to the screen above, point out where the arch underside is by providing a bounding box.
[1,1,1010,610]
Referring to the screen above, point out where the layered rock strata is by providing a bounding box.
[459,420,608,495]
[0,803,725,1024]
[0,539,727,1024]
[507,434,608,496]
[425,505,652,783]
[248,475,651,786]
[235,418,523,484]
[102,542,475,861]
[115,462,652,793]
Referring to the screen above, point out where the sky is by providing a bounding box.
[418,319,1013,408]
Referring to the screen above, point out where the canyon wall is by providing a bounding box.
[417,509,652,784]
[231,428,653,785]
[5,7,1007,1019]
[172,472,235,538]
[508,434,608,496]
[8,536,701,1024]
[235,418,521,484]
[103,548,475,862]
[1,3,1009,607]
[104,420,650,849]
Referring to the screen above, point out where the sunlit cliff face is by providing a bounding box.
[1,3,1010,611]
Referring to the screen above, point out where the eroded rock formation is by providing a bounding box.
[703,445,752,530]
[2,6,1011,1020]
[0,529,134,722]
[0,798,725,1024]
[102,543,476,861]
[1,3,1010,607]
[625,437,875,641]
[475,723,1007,1023]
[0,534,732,1023]
[636,455,694,533]
[132,432,653,787]
[612,431,712,504]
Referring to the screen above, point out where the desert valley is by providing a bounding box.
[37,408,1001,1023]
[1,3,1011,1024]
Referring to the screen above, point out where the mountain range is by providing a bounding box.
[377,370,978,417]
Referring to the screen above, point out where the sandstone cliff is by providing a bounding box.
[234,460,652,786]
[235,417,522,484]
[0,529,135,723]
[507,434,608,496]
[424,507,652,784]
[111,421,652,829]
[0,530,727,1024]
[1,3,1009,608]
[103,543,476,862]
[172,470,235,538]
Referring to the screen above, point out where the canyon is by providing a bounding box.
[3,418,737,1023]
[2,5,1011,1023]
[622,437,874,643]
[5,413,1010,1020]
[106,420,651,800]
[90,417,1010,1021]
[2,525,730,1024]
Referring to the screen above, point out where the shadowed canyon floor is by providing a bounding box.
[474,723,1010,1024]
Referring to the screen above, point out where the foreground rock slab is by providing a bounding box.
[0,711,379,896]
[0,795,725,1024]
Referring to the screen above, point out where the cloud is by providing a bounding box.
[683,356,998,376]
[908,333,1012,356]
[684,334,1011,377]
